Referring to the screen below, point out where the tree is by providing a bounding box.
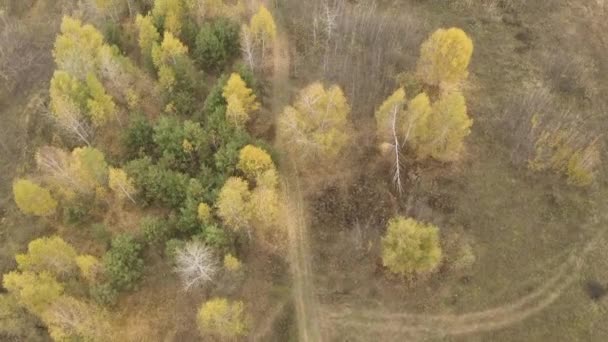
[135,14,161,63]
[415,91,472,161]
[2,271,63,316]
[12,179,57,216]
[237,145,274,179]
[15,236,78,278]
[225,95,248,128]
[151,32,188,91]
[416,27,473,86]
[197,202,212,224]
[53,16,104,79]
[108,167,136,203]
[49,71,93,145]
[194,18,240,71]
[240,24,256,70]
[70,147,109,192]
[75,255,101,283]
[381,217,442,277]
[223,254,241,272]
[197,298,248,339]
[93,0,128,21]
[86,73,116,127]
[174,241,218,291]
[250,5,276,60]
[102,234,143,291]
[222,73,259,115]
[375,88,407,192]
[216,177,251,234]
[249,186,280,234]
[152,0,185,35]
[278,82,351,162]
[42,295,110,342]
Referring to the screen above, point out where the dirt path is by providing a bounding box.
[324,232,601,339]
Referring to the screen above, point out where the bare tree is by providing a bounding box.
[174,241,219,291]
[241,25,256,71]
[50,96,93,146]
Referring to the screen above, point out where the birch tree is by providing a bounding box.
[375,88,407,193]
[174,241,218,290]
[249,5,277,61]
[12,179,58,217]
[108,167,136,203]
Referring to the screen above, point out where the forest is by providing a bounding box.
[0,0,607,341]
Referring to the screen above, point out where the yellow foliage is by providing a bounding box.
[417,27,473,86]
[256,168,279,189]
[135,14,160,59]
[278,82,351,161]
[15,236,78,277]
[197,202,212,224]
[223,254,242,272]
[250,5,276,45]
[2,271,64,316]
[152,0,185,35]
[108,167,136,202]
[13,179,57,217]
[237,145,274,179]
[70,147,109,192]
[381,217,442,277]
[75,255,101,283]
[375,88,406,143]
[197,298,248,338]
[405,92,432,144]
[222,73,259,114]
[249,186,280,233]
[86,73,116,127]
[225,95,249,128]
[43,295,110,342]
[216,177,251,232]
[53,16,104,78]
[152,32,188,68]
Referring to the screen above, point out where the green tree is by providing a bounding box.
[216,177,251,233]
[15,236,78,278]
[13,179,57,216]
[417,27,473,86]
[197,298,248,339]
[102,234,144,291]
[53,16,105,79]
[194,18,240,71]
[2,271,63,316]
[381,217,442,277]
[278,82,351,162]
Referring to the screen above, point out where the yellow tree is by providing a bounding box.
[70,147,109,193]
[12,179,57,216]
[151,32,188,91]
[278,82,351,162]
[197,298,248,339]
[108,167,136,203]
[225,95,249,128]
[135,14,160,63]
[75,255,101,283]
[48,71,93,145]
[250,5,277,60]
[416,91,472,161]
[222,73,259,115]
[216,177,251,234]
[237,145,274,179]
[86,73,116,127]
[15,236,78,278]
[53,16,105,79]
[381,216,442,277]
[197,202,212,224]
[416,27,473,87]
[2,271,63,316]
[152,0,185,35]
[42,295,110,342]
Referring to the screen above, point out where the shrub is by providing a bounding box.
[381,217,442,277]
[141,216,173,246]
[102,234,144,292]
[197,298,248,339]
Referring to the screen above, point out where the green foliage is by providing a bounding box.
[12,179,57,216]
[135,14,160,67]
[194,18,240,71]
[124,114,156,159]
[164,238,186,261]
[70,147,109,191]
[62,197,95,226]
[381,217,442,277]
[125,157,190,208]
[102,234,144,292]
[417,27,474,86]
[15,236,77,278]
[90,283,118,307]
[200,224,230,251]
[197,298,248,339]
[141,216,173,246]
[153,116,210,174]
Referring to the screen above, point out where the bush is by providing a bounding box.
[141,216,173,246]
[194,18,240,71]
[165,239,186,261]
[62,196,95,226]
[90,283,118,307]
[381,217,442,277]
[102,234,144,292]
[197,298,248,339]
